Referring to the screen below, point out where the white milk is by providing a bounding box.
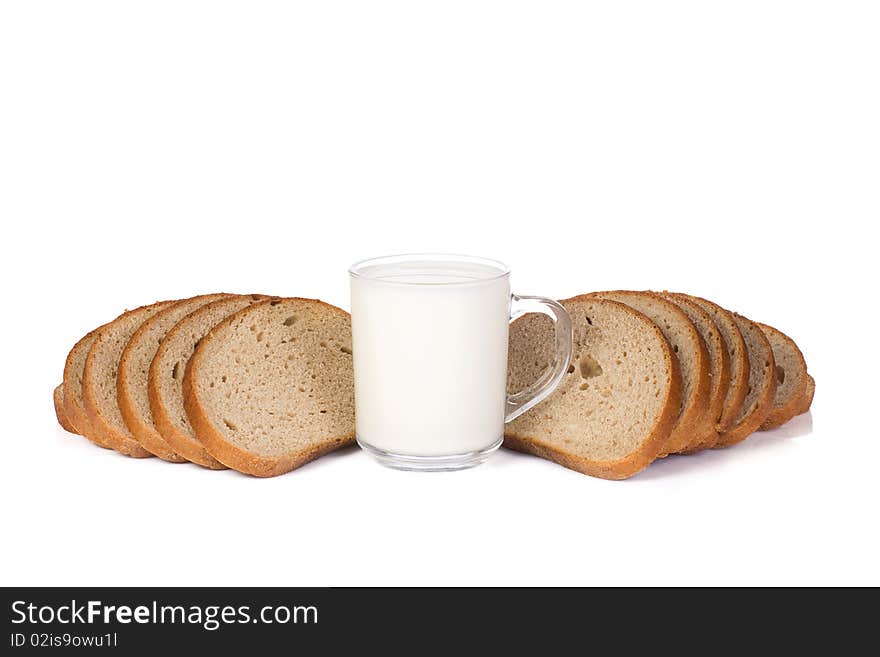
[350,258,510,456]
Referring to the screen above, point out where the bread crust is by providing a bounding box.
[148,295,270,470]
[62,329,113,449]
[118,294,231,463]
[503,295,683,480]
[661,292,731,453]
[680,294,750,442]
[796,375,815,416]
[183,298,355,477]
[149,376,227,469]
[756,322,809,430]
[589,291,711,456]
[53,385,78,434]
[83,302,176,458]
[715,314,777,447]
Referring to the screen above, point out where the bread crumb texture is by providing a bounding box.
[192,299,355,458]
[507,298,672,462]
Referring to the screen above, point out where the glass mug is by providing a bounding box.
[349,254,573,471]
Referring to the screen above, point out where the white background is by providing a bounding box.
[1,1,877,586]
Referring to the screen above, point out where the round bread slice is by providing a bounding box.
[148,294,271,469]
[796,375,815,416]
[63,329,113,450]
[660,292,731,452]
[756,323,809,430]
[53,385,78,434]
[118,294,233,462]
[183,298,355,477]
[680,294,750,438]
[715,313,776,447]
[83,301,177,458]
[505,296,682,480]
[591,291,711,456]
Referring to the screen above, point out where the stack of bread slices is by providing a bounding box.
[506,292,814,479]
[54,290,812,480]
[54,294,356,477]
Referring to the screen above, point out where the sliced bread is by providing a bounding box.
[505,296,682,480]
[680,294,750,438]
[62,329,113,450]
[757,323,809,430]
[118,293,232,462]
[83,301,177,458]
[183,298,355,477]
[797,375,815,416]
[660,292,731,452]
[148,294,271,469]
[715,313,776,447]
[591,291,711,455]
[53,385,78,434]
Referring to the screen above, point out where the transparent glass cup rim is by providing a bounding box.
[348,253,510,288]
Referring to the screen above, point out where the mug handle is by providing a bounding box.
[505,294,574,423]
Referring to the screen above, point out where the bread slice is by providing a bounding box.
[757,323,809,430]
[796,375,815,416]
[715,313,776,447]
[660,292,730,452]
[62,329,113,450]
[505,296,682,480]
[680,294,750,438]
[118,293,232,462]
[83,301,177,458]
[183,298,355,477]
[53,385,78,434]
[148,294,271,469]
[590,291,711,455]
